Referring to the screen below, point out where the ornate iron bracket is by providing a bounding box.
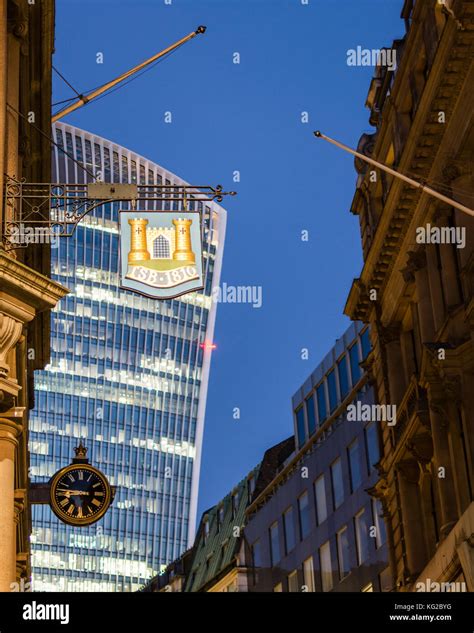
[2,175,236,250]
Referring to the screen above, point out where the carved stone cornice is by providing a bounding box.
[371,475,390,500]
[379,323,402,345]
[354,132,378,175]
[406,433,433,464]
[427,393,449,422]
[0,313,22,380]
[344,278,370,321]
[396,458,421,484]
[0,251,69,316]
[344,1,474,323]
[406,249,427,273]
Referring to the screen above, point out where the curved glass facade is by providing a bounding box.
[29,122,226,591]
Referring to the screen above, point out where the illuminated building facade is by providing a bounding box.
[29,121,227,591]
[345,0,474,591]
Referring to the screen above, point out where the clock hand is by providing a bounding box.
[57,489,91,496]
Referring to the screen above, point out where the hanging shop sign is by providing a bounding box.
[118,210,204,300]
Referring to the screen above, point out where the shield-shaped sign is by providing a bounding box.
[119,211,204,299]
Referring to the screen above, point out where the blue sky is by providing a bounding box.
[53,0,404,523]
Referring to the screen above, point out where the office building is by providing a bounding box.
[245,322,389,592]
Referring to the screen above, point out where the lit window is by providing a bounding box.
[273,582,283,592]
[355,508,370,565]
[314,475,327,525]
[283,507,296,554]
[288,570,299,593]
[319,540,333,592]
[331,458,344,509]
[303,556,315,592]
[372,498,387,548]
[361,582,373,592]
[337,526,350,579]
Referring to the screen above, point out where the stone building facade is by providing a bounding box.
[345,0,474,591]
[0,0,67,590]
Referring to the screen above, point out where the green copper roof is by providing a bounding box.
[184,465,260,592]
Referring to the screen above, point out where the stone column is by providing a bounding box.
[396,459,426,580]
[427,396,458,537]
[380,325,405,404]
[425,244,446,332]
[410,251,435,342]
[0,416,22,591]
[434,206,462,309]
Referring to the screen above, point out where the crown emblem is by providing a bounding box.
[74,441,88,459]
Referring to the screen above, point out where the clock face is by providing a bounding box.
[50,465,112,526]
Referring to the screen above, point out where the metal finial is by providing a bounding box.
[74,441,88,459]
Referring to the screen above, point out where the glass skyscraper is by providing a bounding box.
[29,122,226,591]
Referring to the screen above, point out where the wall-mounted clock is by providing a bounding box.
[49,442,113,526]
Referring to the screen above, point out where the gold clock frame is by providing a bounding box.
[49,463,112,527]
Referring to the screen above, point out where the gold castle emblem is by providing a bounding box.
[124,216,200,291]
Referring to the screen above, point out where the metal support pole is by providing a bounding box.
[52,26,207,123]
[314,130,474,218]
